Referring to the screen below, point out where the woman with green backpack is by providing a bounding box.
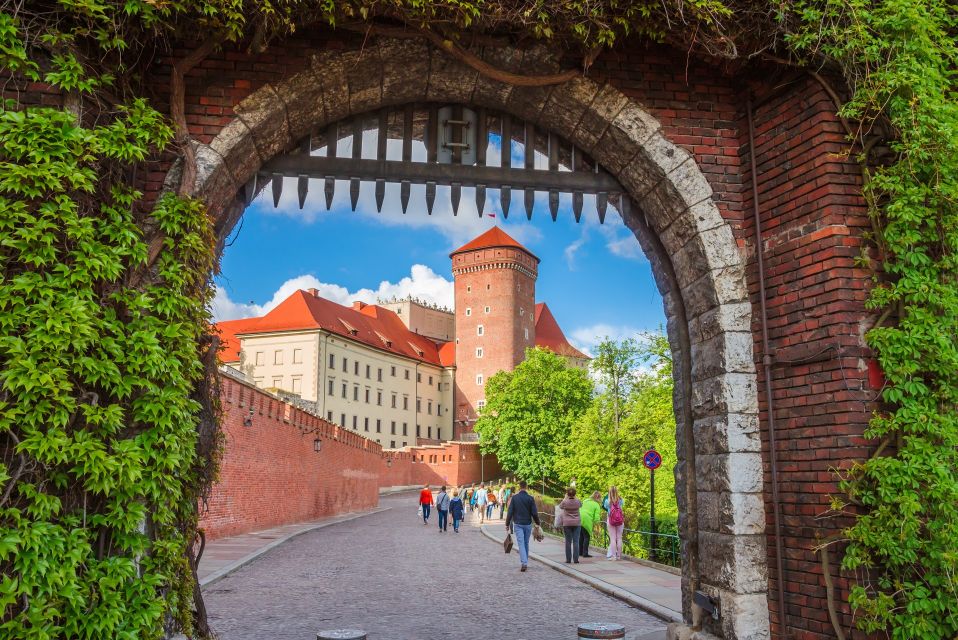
[603,485,626,560]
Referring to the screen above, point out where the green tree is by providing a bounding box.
[557,333,677,521]
[474,347,592,481]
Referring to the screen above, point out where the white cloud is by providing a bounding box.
[212,264,454,321]
[568,323,649,358]
[563,227,589,270]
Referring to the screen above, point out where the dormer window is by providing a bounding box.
[374,331,392,348]
[339,319,359,336]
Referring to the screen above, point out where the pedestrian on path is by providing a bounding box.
[604,485,625,560]
[450,490,465,533]
[436,486,451,532]
[469,484,478,513]
[475,483,489,523]
[419,484,434,525]
[559,488,583,564]
[505,480,540,572]
[485,486,497,520]
[579,491,602,558]
[499,485,512,520]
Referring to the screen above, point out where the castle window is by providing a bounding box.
[328,379,335,395]
[376,419,381,433]
[341,382,347,398]
[484,306,490,313]
[476,374,484,385]
[476,347,483,358]
[465,308,472,316]
[340,413,346,426]
[353,385,359,401]
[292,348,303,364]
[273,350,284,365]
[477,325,484,336]
[342,358,348,373]
[255,351,265,366]
[477,399,486,410]
[364,417,369,431]
[467,285,471,292]
[329,353,335,368]
[519,307,524,316]
[525,328,529,340]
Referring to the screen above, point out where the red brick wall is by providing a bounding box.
[201,375,383,540]
[379,441,504,488]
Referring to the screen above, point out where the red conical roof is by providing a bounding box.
[450,227,538,262]
[534,302,589,360]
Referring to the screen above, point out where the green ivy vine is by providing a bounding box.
[0,0,955,638]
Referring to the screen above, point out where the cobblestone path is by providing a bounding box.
[203,493,667,640]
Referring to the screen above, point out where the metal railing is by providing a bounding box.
[537,508,681,568]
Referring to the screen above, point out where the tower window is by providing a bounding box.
[476,347,483,358]
[467,285,471,292]
[525,328,529,340]
[476,374,484,385]
[465,308,472,316]
[485,306,490,313]
[477,325,484,336]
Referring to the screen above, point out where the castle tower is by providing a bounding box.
[450,227,539,438]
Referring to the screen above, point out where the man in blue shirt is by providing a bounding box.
[505,481,541,572]
[474,482,489,524]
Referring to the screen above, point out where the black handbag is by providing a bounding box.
[503,533,514,554]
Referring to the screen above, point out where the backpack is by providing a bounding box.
[608,500,625,527]
[488,490,497,504]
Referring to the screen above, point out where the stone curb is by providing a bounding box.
[200,507,391,588]
[479,525,682,624]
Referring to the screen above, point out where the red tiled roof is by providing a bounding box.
[218,290,451,367]
[438,341,456,366]
[214,318,260,364]
[450,226,539,262]
[534,302,590,360]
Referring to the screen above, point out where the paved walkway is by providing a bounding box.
[198,508,391,585]
[472,516,682,622]
[201,493,668,639]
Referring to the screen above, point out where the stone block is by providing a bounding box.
[691,331,755,379]
[193,142,240,212]
[698,531,768,594]
[234,84,292,163]
[573,83,628,154]
[427,46,478,105]
[505,84,556,125]
[537,76,600,139]
[660,199,727,255]
[470,46,521,109]
[595,101,661,175]
[342,49,383,115]
[688,302,752,344]
[379,38,430,106]
[210,117,262,189]
[718,591,771,640]
[637,176,691,238]
[272,68,327,142]
[693,413,761,456]
[310,50,350,124]
[682,266,748,320]
[695,452,763,494]
[690,372,758,419]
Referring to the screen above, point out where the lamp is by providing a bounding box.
[313,438,322,452]
[243,408,254,427]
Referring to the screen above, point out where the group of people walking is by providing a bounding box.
[417,481,511,533]
[554,485,626,564]
[418,479,628,574]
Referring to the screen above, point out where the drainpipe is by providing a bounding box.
[746,98,789,636]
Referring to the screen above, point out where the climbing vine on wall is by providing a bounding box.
[0,0,955,638]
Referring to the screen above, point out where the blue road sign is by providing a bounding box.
[643,449,662,470]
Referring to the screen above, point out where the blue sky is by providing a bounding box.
[213,136,667,355]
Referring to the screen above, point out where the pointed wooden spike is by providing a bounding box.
[524,188,534,220]
[549,189,559,221]
[349,177,360,211]
[501,185,511,219]
[271,173,283,207]
[425,181,436,215]
[375,178,385,212]
[597,191,608,224]
[400,180,410,213]
[324,176,334,210]
[297,174,308,209]
[451,182,461,216]
[572,191,583,223]
[244,174,258,205]
[476,184,486,216]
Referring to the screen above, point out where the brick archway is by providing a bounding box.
[183,39,767,640]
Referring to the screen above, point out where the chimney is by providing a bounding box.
[352,301,367,311]
[306,288,318,297]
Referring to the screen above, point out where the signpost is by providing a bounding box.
[643,449,662,561]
